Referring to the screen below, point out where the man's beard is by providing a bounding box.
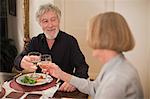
[44,30,59,40]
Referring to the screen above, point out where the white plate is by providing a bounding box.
[16,73,53,86]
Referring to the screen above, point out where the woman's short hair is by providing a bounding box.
[87,12,135,52]
[36,3,61,23]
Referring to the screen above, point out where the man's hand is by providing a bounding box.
[21,56,37,72]
[59,82,76,92]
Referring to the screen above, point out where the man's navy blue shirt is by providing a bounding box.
[14,31,89,79]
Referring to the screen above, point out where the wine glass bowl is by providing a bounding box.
[28,52,41,77]
[28,52,41,64]
[38,61,50,69]
[39,54,52,69]
[39,54,52,82]
[41,54,52,61]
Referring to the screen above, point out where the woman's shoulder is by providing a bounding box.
[110,60,140,83]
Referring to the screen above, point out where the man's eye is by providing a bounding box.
[51,18,57,21]
[41,19,48,23]
[42,20,48,23]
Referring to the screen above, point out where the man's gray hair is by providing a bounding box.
[36,3,61,23]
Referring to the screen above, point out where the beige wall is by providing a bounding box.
[148,0,150,98]
[55,0,150,98]
[114,0,149,98]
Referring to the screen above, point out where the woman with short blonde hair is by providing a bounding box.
[87,12,135,52]
[42,12,144,99]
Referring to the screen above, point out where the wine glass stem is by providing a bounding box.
[31,64,37,78]
[46,72,48,78]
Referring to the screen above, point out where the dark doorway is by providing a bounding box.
[0,0,18,72]
[0,0,8,39]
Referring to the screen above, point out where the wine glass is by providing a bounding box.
[28,52,41,77]
[39,54,52,82]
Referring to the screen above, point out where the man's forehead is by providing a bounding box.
[40,11,57,18]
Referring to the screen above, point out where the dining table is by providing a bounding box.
[0,72,88,99]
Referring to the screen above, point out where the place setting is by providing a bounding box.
[1,52,61,98]
[2,73,60,98]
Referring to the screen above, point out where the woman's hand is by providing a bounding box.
[41,63,62,79]
[21,55,37,72]
[41,63,72,83]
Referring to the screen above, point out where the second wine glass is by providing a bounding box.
[39,54,52,82]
